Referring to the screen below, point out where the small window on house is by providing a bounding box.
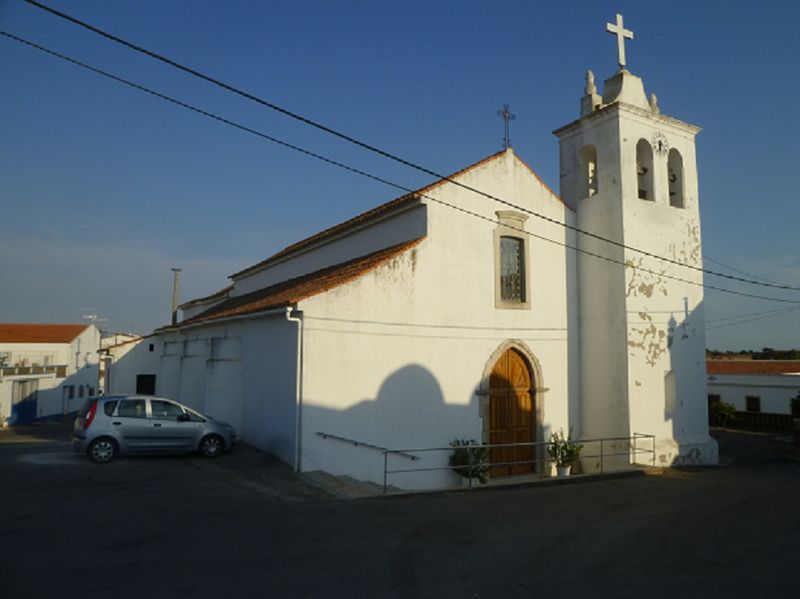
[636,139,654,201]
[149,344,155,352]
[494,212,530,309]
[78,385,84,398]
[668,149,684,208]
[67,385,75,400]
[746,396,761,412]
[136,374,157,395]
[579,144,599,198]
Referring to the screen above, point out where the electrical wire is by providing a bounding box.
[21,0,800,294]
[702,255,784,286]
[3,29,800,307]
[706,306,800,331]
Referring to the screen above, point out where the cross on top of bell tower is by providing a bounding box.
[606,13,634,69]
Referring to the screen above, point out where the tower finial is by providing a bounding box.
[497,103,516,150]
[585,70,597,95]
[650,93,660,114]
[606,13,634,69]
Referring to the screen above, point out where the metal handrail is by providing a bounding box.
[382,432,656,493]
[316,431,419,461]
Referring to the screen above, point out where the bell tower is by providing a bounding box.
[554,14,717,467]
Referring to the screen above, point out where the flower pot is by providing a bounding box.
[556,464,571,478]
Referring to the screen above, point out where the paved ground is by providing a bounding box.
[1,424,799,598]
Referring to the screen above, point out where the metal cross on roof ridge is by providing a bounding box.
[497,103,516,150]
[606,13,634,69]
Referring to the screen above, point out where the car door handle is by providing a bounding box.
[153,423,162,428]
[112,421,122,426]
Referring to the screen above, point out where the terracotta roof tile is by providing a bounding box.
[707,360,800,375]
[0,324,90,344]
[230,150,517,280]
[178,285,233,310]
[172,237,425,328]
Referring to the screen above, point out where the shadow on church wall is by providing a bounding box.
[304,362,550,489]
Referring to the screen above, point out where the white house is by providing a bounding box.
[0,323,101,425]
[108,23,718,488]
[707,360,800,415]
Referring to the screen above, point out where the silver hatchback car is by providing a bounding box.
[73,395,236,463]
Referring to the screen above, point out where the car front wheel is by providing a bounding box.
[88,437,116,464]
[199,434,224,458]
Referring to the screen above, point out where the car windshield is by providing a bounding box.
[184,408,205,423]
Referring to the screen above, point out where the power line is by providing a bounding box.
[706,305,800,324]
[706,306,800,331]
[703,255,784,286]
[22,0,800,294]
[3,29,800,308]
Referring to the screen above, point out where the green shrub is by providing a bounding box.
[709,400,737,427]
[449,438,489,484]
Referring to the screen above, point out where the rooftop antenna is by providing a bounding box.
[81,310,107,323]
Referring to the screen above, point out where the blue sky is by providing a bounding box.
[1,0,799,349]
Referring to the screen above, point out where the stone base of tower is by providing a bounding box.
[577,434,719,474]
[652,435,719,467]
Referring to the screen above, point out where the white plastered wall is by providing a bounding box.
[298,150,578,489]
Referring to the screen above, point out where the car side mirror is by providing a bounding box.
[177,413,190,422]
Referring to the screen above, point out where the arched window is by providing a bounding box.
[636,139,654,201]
[668,149,684,208]
[579,144,599,198]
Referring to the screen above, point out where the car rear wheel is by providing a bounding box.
[199,434,224,458]
[88,437,116,464]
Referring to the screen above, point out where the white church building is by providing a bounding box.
[109,16,718,488]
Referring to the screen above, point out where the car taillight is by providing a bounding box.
[83,400,98,430]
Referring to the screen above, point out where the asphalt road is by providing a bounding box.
[1,426,798,598]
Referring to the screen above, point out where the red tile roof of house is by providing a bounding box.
[707,360,800,375]
[168,237,425,329]
[230,148,564,281]
[0,324,91,344]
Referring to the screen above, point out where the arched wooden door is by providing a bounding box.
[488,348,535,477]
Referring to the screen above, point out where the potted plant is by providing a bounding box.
[547,428,583,477]
[449,438,489,485]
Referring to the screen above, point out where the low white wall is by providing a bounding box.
[708,374,800,415]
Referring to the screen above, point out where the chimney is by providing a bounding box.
[171,268,182,326]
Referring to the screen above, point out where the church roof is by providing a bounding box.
[172,237,425,328]
[230,148,560,281]
[707,360,800,376]
[178,285,233,311]
[0,323,91,344]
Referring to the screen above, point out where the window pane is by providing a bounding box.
[500,236,525,302]
[151,400,185,420]
[118,399,146,418]
[103,400,118,416]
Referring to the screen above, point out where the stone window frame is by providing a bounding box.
[494,210,531,310]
